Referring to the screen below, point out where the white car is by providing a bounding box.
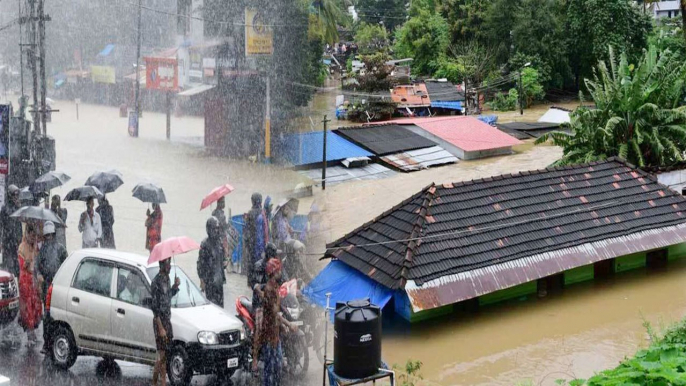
[46,249,245,385]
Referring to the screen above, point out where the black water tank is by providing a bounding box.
[333,298,382,379]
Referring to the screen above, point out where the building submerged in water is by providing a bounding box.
[306,158,686,323]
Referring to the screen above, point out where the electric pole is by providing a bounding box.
[28,0,38,130]
[38,0,46,136]
[18,0,24,100]
[133,0,142,137]
[321,115,329,191]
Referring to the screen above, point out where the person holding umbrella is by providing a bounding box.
[36,221,67,353]
[151,258,180,386]
[0,185,23,277]
[96,197,115,249]
[148,236,198,386]
[78,197,102,248]
[146,203,163,252]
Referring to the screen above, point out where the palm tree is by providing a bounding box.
[537,45,686,167]
[312,0,344,44]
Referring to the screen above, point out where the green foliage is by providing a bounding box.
[437,0,489,44]
[355,52,394,92]
[346,99,396,122]
[312,0,346,44]
[394,359,423,386]
[536,45,686,167]
[488,89,519,111]
[567,0,652,88]
[354,23,389,55]
[434,57,467,84]
[393,7,450,76]
[355,0,407,32]
[518,67,545,108]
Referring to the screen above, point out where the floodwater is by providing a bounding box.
[303,96,686,385]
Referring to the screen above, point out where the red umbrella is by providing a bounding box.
[200,184,235,210]
[147,236,201,265]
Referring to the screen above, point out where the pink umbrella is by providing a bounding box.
[200,184,235,210]
[147,236,201,265]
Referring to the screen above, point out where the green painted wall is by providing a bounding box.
[478,281,537,306]
[669,243,686,261]
[614,252,647,273]
[564,264,594,285]
[409,304,453,323]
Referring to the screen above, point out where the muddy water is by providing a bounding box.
[297,91,685,385]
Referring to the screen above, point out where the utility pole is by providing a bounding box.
[518,69,523,116]
[264,76,270,162]
[321,115,329,191]
[38,0,46,136]
[166,91,170,140]
[133,0,142,138]
[28,0,38,131]
[18,0,24,99]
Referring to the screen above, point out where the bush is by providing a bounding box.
[488,88,518,111]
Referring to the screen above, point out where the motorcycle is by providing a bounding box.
[235,279,310,378]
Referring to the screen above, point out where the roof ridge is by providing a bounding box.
[399,185,437,288]
[325,182,437,251]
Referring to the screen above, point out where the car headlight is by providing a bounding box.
[197,331,219,345]
[240,325,246,341]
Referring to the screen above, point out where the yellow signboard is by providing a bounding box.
[91,65,116,84]
[245,8,273,56]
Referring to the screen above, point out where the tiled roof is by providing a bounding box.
[278,131,372,167]
[327,158,686,290]
[391,84,430,107]
[334,125,437,155]
[385,116,522,152]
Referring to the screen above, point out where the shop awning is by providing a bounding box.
[177,84,215,97]
[98,44,115,57]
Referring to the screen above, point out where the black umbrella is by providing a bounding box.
[64,186,104,202]
[132,183,167,204]
[85,170,124,194]
[30,171,71,193]
[11,206,65,225]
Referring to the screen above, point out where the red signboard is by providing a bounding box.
[0,159,7,175]
[144,57,178,91]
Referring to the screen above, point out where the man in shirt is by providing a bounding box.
[197,217,226,307]
[0,185,23,277]
[36,221,68,354]
[151,259,180,386]
[78,197,102,248]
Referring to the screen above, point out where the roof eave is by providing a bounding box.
[405,222,686,312]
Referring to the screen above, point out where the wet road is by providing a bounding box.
[0,96,321,385]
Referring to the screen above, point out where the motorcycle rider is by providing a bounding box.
[198,217,227,307]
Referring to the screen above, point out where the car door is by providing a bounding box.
[110,265,157,362]
[67,258,116,353]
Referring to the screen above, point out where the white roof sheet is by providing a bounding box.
[380,146,458,172]
[299,163,396,186]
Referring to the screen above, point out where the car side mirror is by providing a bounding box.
[142,297,153,309]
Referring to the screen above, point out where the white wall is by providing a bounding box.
[657,170,686,195]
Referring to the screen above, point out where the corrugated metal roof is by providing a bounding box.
[335,125,437,155]
[383,116,522,152]
[279,131,373,167]
[299,163,396,185]
[496,121,565,139]
[326,158,686,310]
[538,107,570,124]
[380,146,458,172]
[424,81,464,102]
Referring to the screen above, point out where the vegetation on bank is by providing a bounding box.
[554,319,686,385]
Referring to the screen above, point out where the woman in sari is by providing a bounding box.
[18,223,42,346]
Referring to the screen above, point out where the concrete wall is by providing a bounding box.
[463,147,513,160]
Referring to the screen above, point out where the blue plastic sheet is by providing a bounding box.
[303,261,393,319]
[431,101,463,110]
[478,114,498,125]
[98,44,115,57]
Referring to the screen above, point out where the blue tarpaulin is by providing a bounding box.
[278,131,372,167]
[303,261,393,319]
[478,115,498,125]
[431,101,463,110]
[98,44,115,57]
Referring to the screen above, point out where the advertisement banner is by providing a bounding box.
[91,66,116,84]
[144,57,178,91]
[245,8,273,56]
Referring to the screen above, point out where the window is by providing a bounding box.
[116,267,151,307]
[146,266,208,308]
[73,260,114,297]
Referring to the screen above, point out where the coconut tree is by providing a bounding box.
[537,45,686,167]
[311,0,345,44]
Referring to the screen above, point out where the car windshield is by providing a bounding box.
[146,266,209,308]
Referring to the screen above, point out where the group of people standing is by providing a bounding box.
[0,185,68,349]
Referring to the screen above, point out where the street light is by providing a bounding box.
[519,62,531,116]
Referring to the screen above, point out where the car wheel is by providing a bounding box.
[167,344,193,386]
[51,325,77,370]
